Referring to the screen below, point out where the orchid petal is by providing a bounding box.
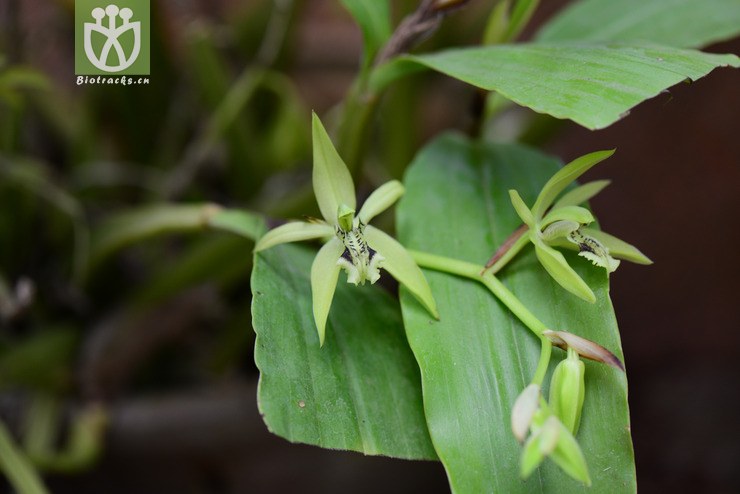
[511,384,540,443]
[255,221,333,252]
[540,205,595,228]
[508,189,535,227]
[365,225,438,318]
[552,180,611,210]
[532,150,614,220]
[358,180,404,225]
[579,227,652,265]
[312,112,356,225]
[541,220,580,242]
[549,418,592,486]
[310,237,344,346]
[532,233,595,303]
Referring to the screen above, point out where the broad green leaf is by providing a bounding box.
[312,112,356,224]
[358,180,404,224]
[540,206,594,228]
[537,0,740,49]
[397,134,634,493]
[365,225,438,318]
[251,243,436,459]
[254,221,333,252]
[310,237,344,345]
[340,0,391,67]
[533,235,596,303]
[552,180,610,210]
[376,44,740,130]
[532,150,614,219]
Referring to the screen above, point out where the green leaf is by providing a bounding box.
[310,237,344,345]
[208,209,262,240]
[537,0,740,49]
[552,180,610,210]
[358,180,404,224]
[251,243,436,459]
[312,112,357,224]
[365,225,438,318]
[340,0,391,68]
[389,43,740,129]
[397,134,634,493]
[532,150,614,219]
[90,203,222,265]
[255,221,333,252]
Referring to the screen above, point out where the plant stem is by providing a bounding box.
[410,249,547,337]
[411,248,554,384]
[0,420,49,494]
[409,250,480,278]
[532,338,552,386]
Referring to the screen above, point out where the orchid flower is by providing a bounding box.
[501,150,652,303]
[255,113,438,345]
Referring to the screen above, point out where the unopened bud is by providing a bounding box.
[511,384,540,443]
[549,351,586,435]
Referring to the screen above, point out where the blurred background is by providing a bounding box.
[0,0,738,492]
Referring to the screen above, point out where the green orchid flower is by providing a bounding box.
[501,150,652,303]
[255,112,438,345]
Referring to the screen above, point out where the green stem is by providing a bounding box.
[411,248,554,385]
[532,338,552,386]
[0,420,48,494]
[410,249,547,337]
[479,275,546,336]
[336,80,379,174]
[409,250,480,279]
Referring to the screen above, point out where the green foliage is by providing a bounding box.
[0,0,737,491]
[538,0,740,49]
[251,244,436,459]
[374,44,739,129]
[397,134,635,492]
[340,0,392,68]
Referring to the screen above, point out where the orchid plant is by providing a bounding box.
[253,109,649,484]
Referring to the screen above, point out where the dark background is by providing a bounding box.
[1,0,738,492]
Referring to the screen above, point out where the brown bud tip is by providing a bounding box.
[543,330,625,372]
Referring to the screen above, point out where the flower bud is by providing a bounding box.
[511,384,540,443]
[549,351,585,435]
